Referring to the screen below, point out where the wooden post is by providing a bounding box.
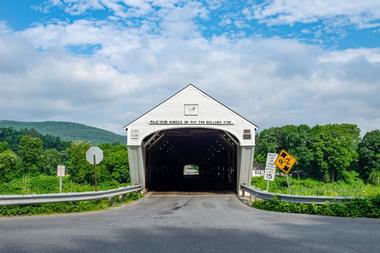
[93,155,98,192]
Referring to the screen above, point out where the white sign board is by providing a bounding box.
[264,153,278,181]
[252,170,265,177]
[86,146,104,165]
[264,168,276,181]
[57,165,65,177]
[266,153,278,169]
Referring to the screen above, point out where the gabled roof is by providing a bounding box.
[124,84,258,130]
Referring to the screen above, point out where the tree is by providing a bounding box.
[18,135,43,175]
[67,141,93,184]
[357,130,380,181]
[255,123,361,182]
[100,144,129,183]
[0,127,68,152]
[0,141,8,153]
[40,149,64,175]
[255,125,313,177]
[0,150,19,182]
[310,124,360,182]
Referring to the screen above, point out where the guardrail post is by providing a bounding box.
[119,194,125,203]
[108,197,115,206]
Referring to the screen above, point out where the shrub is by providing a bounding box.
[369,171,380,186]
[252,196,380,218]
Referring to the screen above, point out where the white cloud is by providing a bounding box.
[0,9,379,134]
[248,0,380,28]
[45,0,182,17]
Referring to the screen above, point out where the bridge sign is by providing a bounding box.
[86,146,104,165]
[274,149,296,174]
[264,153,277,181]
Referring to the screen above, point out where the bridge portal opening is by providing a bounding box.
[144,128,238,192]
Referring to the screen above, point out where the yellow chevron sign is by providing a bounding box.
[274,149,297,174]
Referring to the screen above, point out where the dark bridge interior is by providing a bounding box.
[144,128,238,192]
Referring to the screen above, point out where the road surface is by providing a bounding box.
[1,194,379,253]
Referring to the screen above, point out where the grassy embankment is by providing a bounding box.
[250,176,380,218]
[0,175,141,216]
[251,176,380,197]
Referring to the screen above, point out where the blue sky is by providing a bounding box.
[0,0,379,134]
[2,0,380,49]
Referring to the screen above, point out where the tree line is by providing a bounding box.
[0,128,129,185]
[1,124,379,187]
[255,124,380,184]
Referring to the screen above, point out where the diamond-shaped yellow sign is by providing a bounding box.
[274,149,297,174]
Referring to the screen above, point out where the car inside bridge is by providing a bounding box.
[143,128,238,192]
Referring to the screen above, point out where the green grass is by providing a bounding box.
[251,176,380,197]
[0,175,129,195]
[252,196,380,218]
[0,175,140,216]
[251,176,380,218]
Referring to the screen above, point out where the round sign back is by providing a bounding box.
[86,146,104,165]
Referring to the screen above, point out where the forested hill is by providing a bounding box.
[0,120,126,144]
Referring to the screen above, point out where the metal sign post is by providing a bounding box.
[93,155,98,191]
[86,147,104,192]
[264,153,278,192]
[57,165,65,193]
[286,174,290,194]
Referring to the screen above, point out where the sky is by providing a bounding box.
[0,0,379,135]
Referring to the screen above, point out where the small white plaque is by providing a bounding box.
[57,165,65,177]
[130,129,139,139]
[252,170,265,177]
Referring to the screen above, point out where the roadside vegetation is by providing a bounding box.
[252,196,380,218]
[0,127,133,216]
[255,124,380,184]
[0,175,129,195]
[252,124,380,217]
[251,176,380,197]
[0,127,130,190]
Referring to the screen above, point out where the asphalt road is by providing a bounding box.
[1,194,379,253]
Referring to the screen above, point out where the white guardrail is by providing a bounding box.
[241,184,355,204]
[0,185,143,206]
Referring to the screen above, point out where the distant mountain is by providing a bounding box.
[0,120,127,144]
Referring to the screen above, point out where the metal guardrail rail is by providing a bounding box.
[241,184,355,204]
[0,185,143,206]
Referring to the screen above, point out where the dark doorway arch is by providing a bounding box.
[143,128,238,192]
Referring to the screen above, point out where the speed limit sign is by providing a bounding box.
[264,168,276,181]
[264,153,277,181]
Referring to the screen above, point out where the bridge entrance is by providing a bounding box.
[143,128,238,192]
[125,84,257,193]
